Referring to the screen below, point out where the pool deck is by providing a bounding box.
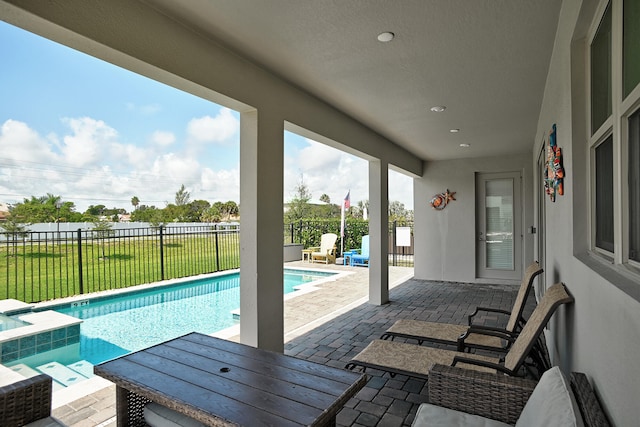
[27,260,533,427]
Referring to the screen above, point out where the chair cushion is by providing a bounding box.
[412,403,512,427]
[144,402,207,427]
[515,366,584,427]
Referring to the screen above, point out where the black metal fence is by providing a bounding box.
[2,221,412,303]
[284,219,414,267]
[0,224,240,303]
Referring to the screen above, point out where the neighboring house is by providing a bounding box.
[2,2,638,424]
[0,203,9,222]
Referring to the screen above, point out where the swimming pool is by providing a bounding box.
[6,268,338,388]
[55,268,336,364]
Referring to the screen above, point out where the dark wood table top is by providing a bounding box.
[95,332,367,426]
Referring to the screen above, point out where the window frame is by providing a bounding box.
[588,0,640,275]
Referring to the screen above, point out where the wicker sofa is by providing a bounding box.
[414,364,610,427]
[0,365,52,427]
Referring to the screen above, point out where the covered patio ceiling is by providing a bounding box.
[143,0,562,161]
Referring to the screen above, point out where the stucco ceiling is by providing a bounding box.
[143,0,561,162]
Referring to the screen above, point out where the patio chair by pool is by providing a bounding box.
[0,369,52,427]
[345,282,573,381]
[311,233,338,264]
[381,262,543,353]
[351,235,369,267]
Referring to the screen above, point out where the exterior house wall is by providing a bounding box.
[533,0,640,425]
[413,154,534,283]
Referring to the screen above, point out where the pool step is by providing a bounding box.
[66,360,94,379]
[36,361,89,387]
[10,363,41,379]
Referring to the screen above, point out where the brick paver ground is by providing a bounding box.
[29,262,534,426]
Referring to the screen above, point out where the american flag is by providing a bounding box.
[343,191,350,209]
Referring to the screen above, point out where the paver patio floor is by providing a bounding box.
[29,261,534,427]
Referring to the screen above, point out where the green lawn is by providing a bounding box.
[0,234,240,303]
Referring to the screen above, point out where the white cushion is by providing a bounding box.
[144,402,207,427]
[515,366,584,427]
[412,403,512,427]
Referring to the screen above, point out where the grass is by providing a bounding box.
[0,234,240,303]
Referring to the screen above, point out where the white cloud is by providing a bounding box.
[200,167,239,202]
[60,117,118,167]
[150,131,176,147]
[0,115,411,215]
[126,102,162,115]
[284,138,414,209]
[186,108,238,144]
[0,117,241,212]
[0,119,59,164]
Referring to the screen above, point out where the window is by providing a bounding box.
[588,0,640,269]
[630,110,640,262]
[595,136,614,252]
[591,3,612,134]
[623,0,640,98]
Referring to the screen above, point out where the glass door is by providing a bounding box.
[476,172,522,280]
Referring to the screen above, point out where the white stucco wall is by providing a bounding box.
[414,154,534,283]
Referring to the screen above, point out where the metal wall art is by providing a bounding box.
[430,189,456,210]
[544,124,565,202]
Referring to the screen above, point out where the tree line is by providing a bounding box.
[0,185,239,228]
[283,180,413,224]
[1,181,412,230]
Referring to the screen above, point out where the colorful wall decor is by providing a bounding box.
[544,124,565,202]
[430,189,456,210]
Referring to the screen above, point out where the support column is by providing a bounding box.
[369,159,389,305]
[239,109,284,352]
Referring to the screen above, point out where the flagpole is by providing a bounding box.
[340,202,345,255]
[340,190,349,256]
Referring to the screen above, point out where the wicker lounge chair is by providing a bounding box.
[0,372,52,427]
[381,262,543,353]
[310,233,338,264]
[423,364,611,426]
[345,282,573,380]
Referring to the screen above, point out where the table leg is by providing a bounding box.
[117,386,151,427]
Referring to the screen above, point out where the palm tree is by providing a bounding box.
[131,196,140,211]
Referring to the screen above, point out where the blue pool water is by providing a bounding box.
[53,269,335,365]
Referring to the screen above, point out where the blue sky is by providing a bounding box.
[0,21,412,213]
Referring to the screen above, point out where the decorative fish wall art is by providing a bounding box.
[544,124,565,202]
[430,189,456,210]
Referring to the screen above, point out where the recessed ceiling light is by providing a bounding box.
[430,106,446,112]
[450,129,460,133]
[377,32,395,42]
[459,143,471,147]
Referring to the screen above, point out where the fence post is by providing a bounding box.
[159,225,165,280]
[290,223,294,244]
[214,224,220,271]
[392,221,397,267]
[77,228,84,294]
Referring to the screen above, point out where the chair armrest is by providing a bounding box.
[0,374,52,426]
[468,307,511,325]
[457,326,517,351]
[428,364,537,425]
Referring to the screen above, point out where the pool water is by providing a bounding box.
[53,269,335,366]
[0,313,29,332]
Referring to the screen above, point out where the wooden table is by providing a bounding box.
[94,332,367,426]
